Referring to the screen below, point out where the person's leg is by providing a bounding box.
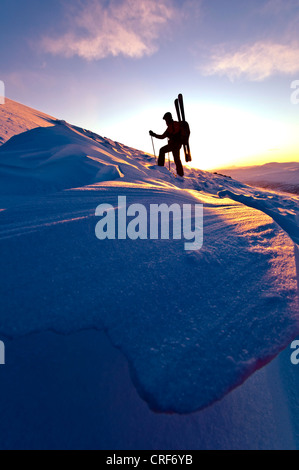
[158,144,171,167]
[172,146,184,176]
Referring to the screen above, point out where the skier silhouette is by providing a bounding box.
[149,112,184,177]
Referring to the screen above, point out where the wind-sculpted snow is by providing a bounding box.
[0,123,127,195]
[218,190,299,245]
[0,98,56,145]
[0,108,298,413]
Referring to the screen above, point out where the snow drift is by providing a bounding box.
[0,122,124,195]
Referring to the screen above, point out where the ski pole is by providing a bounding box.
[168,153,170,171]
[151,136,157,164]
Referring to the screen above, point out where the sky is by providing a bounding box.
[1,0,299,169]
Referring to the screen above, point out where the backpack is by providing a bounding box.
[179,121,190,145]
[168,121,190,146]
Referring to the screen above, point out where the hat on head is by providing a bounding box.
[163,112,172,121]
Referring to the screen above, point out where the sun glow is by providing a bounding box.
[100,102,297,172]
[186,103,294,170]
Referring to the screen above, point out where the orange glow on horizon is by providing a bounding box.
[186,103,299,170]
[96,102,299,171]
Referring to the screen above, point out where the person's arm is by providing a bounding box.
[149,129,168,140]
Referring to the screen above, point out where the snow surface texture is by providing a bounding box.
[0,100,298,419]
[0,98,56,145]
[1,329,299,450]
[217,162,299,195]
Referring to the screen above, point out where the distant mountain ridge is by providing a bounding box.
[217,162,299,195]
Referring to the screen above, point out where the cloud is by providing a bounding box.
[41,0,177,60]
[202,41,299,81]
[199,0,299,81]
[260,0,299,15]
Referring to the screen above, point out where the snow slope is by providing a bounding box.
[216,162,299,195]
[0,122,124,195]
[0,99,298,447]
[0,98,56,146]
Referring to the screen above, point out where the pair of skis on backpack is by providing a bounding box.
[175,94,192,163]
